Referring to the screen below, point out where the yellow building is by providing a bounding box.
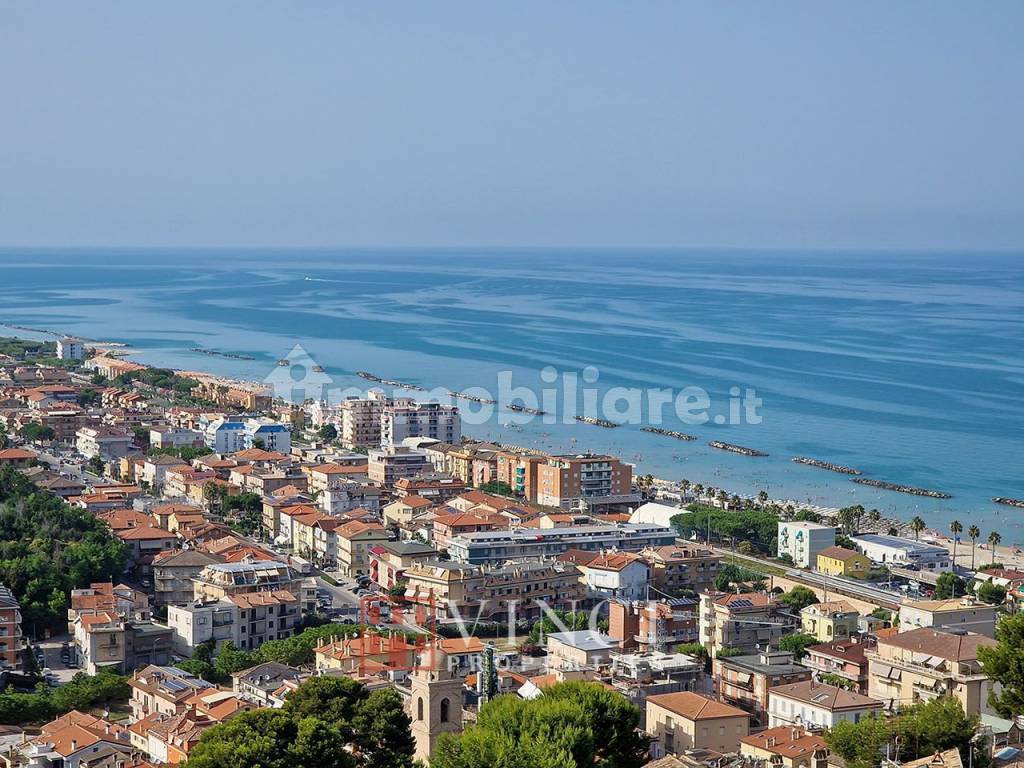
[647,691,750,758]
[800,601,861,642]
[816,546,871,579]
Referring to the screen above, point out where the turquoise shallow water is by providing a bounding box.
[1,248,1022,539]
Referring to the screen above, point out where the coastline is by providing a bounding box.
[83,342,1023,553]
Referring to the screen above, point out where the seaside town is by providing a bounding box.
[0,335,1021,768]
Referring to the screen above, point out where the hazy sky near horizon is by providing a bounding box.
[1,2,1022,250]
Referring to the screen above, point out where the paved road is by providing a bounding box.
[38,634,78,685]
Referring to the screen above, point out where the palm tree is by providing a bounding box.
[910,516,926,540]
[949,520,963,570]
[852,504,866,532]
[837,507,857,535]
[680,479,691,495]
[868,508,881,528]
[968,525,981,569]
[757,490,769,506]
[988,531,1002,566]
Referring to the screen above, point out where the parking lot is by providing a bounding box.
[34,634,79,685]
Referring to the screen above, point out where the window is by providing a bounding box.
[417,698,424,721]
[440,698,450,723]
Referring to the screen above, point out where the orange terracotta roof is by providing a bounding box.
[647,691,750,721]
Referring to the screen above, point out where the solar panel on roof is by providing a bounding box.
[730,599,754,608]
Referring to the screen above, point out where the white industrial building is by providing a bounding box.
[851,533,951,572]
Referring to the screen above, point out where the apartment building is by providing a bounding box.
[699,592,795,659]
[152,550,225,606]
[228,591,300,651]
[367,445,430,485]
[495,449,546,500]
[804,638,871,694]
[607,597,699,651]
[403,559,584,621]
[305,461,370,496]
[559,549,650,602]
[445,521,677,565]
[149,427,204,450]
[167,599,240,656]
[336,520,390,578]
[0,584,22,670]
[866,627,998,715]
[641,545,721,595]
[777,522,836,569]
[393,475,467,502]
[68,582,151,630]
[72,612,173,675]
[333,393,382,449]
[129,665,214,721]
[646,692,751,758]
[381,397,460,448]
[56,337,85,360]
[115,525,179,579]
[369,540,439,591]
[191,561,303,602]
[75,425,134,460]
[546,629,618,670]
[714,649,813,727]
[800,601,861,642]
[203,417,291,454]
[533,454,633,509]
[382,494,434,528]
[35,406,87,443]
[898,597,998,638]
[432,511,506,550]
[768,680,882,730]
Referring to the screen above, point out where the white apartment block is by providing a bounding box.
[380,398,460,448]
[56,337,85,360]
[777,521,836,568]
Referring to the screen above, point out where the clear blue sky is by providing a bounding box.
[1,2,1022,249]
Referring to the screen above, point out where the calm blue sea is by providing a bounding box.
[1,248,1022,539]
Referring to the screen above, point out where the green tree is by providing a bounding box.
[284,675,367,728]
[349,688,415,768]
[778,633,817,660]
[949,520,963,568]
[19,422,55,442]
[777,586,819,613]
[934,572,967,600]
[77,387,101,406]
[825,714,893,768]
[968,525,981,569]
[988,531,1002,565]
[185,709,355,768]
[213,641,262,678]
[976,581,1007,605]
[87,455,105,476]
[909,516,926,540]
[433,682,646,768]
[894,697,986,768]
[0,466,128,634]
[978,612,1024,718]
[318,423,338,442]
